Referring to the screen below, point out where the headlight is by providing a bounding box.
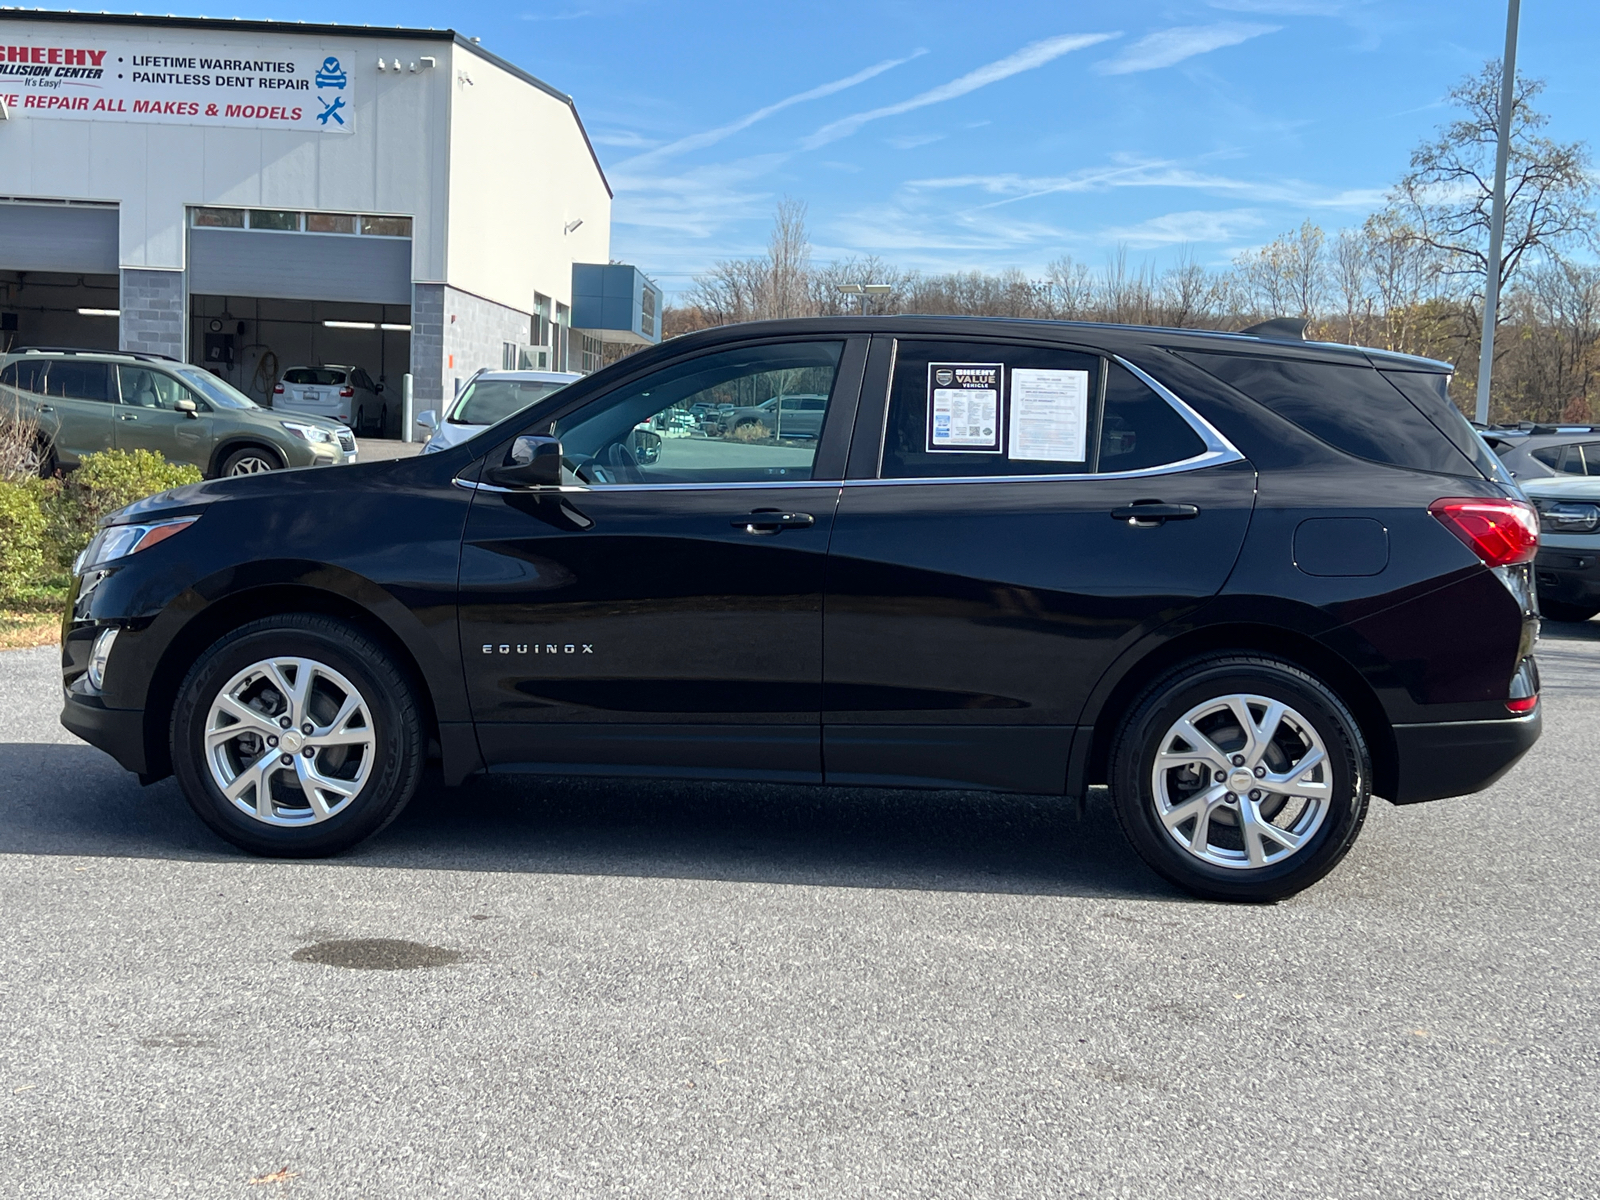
[281,421,336,444]
[74,516,197,576]
[1536,500,1600,533]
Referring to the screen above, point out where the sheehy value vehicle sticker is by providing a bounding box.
[927,363,1003,453]
[1008,368,1090,462]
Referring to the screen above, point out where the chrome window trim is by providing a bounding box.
[454,355,1247,495]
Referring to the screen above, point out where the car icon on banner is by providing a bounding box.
[315,57,347,89]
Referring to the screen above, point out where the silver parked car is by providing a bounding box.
[417,369,582,454]
[1522,474,1600,622]
[273,365,386,435]
[722,393,828,439]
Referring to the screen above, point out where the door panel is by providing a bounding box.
[460,483,841,779]
[114,365,214,468]
[822,336,1257,792]
[40,360,115,464]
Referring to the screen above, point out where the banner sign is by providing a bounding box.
[0,34,355,132]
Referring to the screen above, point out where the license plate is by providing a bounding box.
[303,391,317,402]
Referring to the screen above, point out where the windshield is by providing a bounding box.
[176,367,261,410]
[451,378,573,426]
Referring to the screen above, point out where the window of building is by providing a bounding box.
[248,210,300,231]
[360,215,412,237]
[305,213,357,234]
[192,208,245,229]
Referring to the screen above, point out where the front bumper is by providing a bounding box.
[1534,547,1600,606]
[60,688,149,775]
[1389,708,1541,804]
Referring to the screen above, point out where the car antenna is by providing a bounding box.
[1238,317,1308,341]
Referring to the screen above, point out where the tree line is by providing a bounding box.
[661,62,1596,426]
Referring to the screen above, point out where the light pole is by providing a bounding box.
[1476,0,1521,426]
[837,282,893,314]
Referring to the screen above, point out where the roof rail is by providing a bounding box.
[1237,317,1308,342]
[10,345,180,363]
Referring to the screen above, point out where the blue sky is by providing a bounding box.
[89,1,1600,295]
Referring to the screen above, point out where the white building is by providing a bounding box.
[0,9,659,429]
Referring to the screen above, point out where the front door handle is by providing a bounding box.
[1111,501,1200,527]
[118,412,138,421]
[733,510,815,535]
[37,404,54,414]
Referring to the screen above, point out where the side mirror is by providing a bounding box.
[416,409,439,432]
[487,435,563,488]
[175,398,199,419]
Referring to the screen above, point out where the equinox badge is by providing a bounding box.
[483,643,594,655]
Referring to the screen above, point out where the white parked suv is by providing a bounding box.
[274,365,386,435]
[418,369,582,454]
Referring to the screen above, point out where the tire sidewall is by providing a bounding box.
[1113,659,1370,902]
[171,619,419,856]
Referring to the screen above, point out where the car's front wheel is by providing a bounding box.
[170,615,424,856]
[220,446,281,476]
[1109,654,1370,902]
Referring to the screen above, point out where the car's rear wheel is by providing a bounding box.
[1109,654,1370,902]
[170,615,424,857]
[220,446,281,476]
[1540,599,1598,623]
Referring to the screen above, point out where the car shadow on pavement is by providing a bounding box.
[0,742,1181,901]
[1540,616,1600,641]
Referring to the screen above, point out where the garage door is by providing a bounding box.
[189,229,411,305]
[0,203,118,274]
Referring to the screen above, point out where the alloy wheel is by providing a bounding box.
[204,656,376,826]
[227,454,276,475]
[1150,692,1332,870]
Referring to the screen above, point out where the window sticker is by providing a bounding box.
[927,362,1002,453]
[1008,368,1090,462]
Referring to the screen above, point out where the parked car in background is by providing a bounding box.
[60,316,1541,902]
[723,393,829,439]
[417,369,582,454]
[1480,425,1600,480]
[273,365,385,436]
[0,347,355,477]
[1521,474,1600,622]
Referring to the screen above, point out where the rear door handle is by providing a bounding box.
[733,510,815,535]
[37,404,54,414]
[118,413,138,421]
[1111,501,1200,527]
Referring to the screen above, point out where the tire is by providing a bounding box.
[1108,654,1370,902]
[355,406,366,434]
[170,614,424,857]
[29,436,58,479]
[220,445,281,476]
[379,403,389,438]
[1540,599,1598,623]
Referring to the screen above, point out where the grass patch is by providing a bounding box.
[0,578,68,649]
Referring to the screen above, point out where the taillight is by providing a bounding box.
[339,386,354,398]
[273,383,284,394]
[1507,657,1538,714]
[1428,497,1539,567]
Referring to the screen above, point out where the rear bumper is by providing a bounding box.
[60,689,149,775]
[1388,708,1541,805]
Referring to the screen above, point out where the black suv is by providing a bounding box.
[60,318,1541,901]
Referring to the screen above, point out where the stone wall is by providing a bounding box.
[118,268,185,360]
[441,285,534,401]
[409,283,445,406]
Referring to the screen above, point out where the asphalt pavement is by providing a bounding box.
[2,625,1598,1198]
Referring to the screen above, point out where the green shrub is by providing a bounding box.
[41,449,203,570]
[0,479,47,600]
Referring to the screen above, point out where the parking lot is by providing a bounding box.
[2,624,1597,1199]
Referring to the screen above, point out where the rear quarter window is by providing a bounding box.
[1378,369,1503,481]
[1180,351,1479,477]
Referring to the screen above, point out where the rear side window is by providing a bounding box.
[880,341,1204,479]
[1531,441,1600,475]
[1379,370,1502,481]
[1182,351,1478,477]
[283,368,346,385]
[44,360,114,402]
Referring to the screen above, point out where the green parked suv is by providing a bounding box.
[0,348,356,477]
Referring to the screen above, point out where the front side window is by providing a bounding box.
[175,368,255,410]
[452,377,572,427]
[118,365,193,411]
[543,341,844,485]
[881,341,1204,479]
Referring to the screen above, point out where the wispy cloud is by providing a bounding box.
[590,130,661,148]
[1102,208,1266,248]
[1096,23,1278,75]
[802,32,1120,150]
[614,52,926,171]
[887,132,945,150]
[1208,0,1348,13]
[519,9,589,20]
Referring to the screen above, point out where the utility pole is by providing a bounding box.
[1476,0,1521,426]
